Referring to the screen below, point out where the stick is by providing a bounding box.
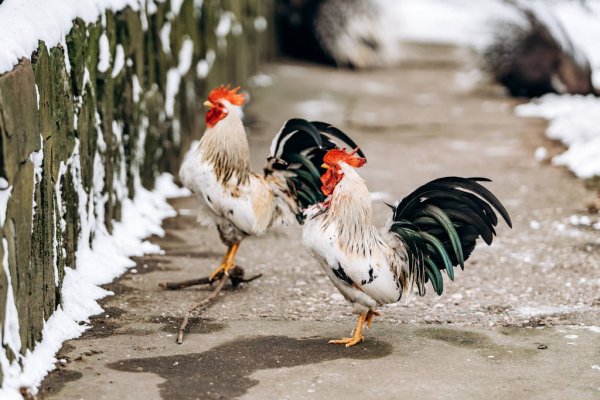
[159,266,262,290]
[177,272,228,344]
[174,266,262,344]
[159,277,211,290]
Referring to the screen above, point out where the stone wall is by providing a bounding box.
[0,0,274,381]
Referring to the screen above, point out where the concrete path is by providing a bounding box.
[40,44,600,399]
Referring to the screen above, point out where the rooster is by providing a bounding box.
[179,85,364,282]
[303,148,512,346]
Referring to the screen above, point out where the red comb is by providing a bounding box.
[323,147,366,168]
[208,84,246,106]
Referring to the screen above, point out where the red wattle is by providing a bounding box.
[206,105,227,127]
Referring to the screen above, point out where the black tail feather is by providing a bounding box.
[390,177,511,296]
[266,119,363,221]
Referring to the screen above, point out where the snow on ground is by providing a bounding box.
[0,168,189,399]
[0,2,194,394]
[514,305,587,318]
[516,95,600,179]
[1,112,190,400]
[376,0,600,181]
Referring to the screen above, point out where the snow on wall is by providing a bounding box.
[1,140,188,397]
[165,37,194,118]
[0,0,140,75]
[0,0,273,397]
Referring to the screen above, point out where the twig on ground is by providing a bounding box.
[177,272,228,344]
[159,265,262,290]
[159,277,211,290]
[171,266,263,344]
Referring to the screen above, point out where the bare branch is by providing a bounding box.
[173,266,262,344]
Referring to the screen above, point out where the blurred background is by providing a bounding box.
[276,0,599,95]
[1,0,600,397]
[274,0,600,187]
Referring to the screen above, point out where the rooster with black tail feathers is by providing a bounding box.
[303,149,512,346]
[179,85,363,282]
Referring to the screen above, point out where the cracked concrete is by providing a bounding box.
[39,43,600,399]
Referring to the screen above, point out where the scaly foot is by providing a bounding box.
[209,243,240,282]
[329,313,367,347]
[328,335,364,347]
[208,262,234,282]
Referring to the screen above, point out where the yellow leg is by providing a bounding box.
[329,313,367,347]
[209,243,239,282]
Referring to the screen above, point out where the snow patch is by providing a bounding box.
[0,154,187,397]
[165,37,194,118]
[29,136,44,231]
[165,69,180,118]
[111,44,125,78]
[160,21,172,54]
[216,11,234,37]
[534,147,548,162]
[132,74,142,103]
[516,95,600,179]
[196,49,215,79]
[568,214,592,227]
[0,88,188,398]
[60,37,71,75]
[248,73,273,88]
[177,39,194,76]
[514,305,585,317]
[215,11,235,49]
[564,334,578,339]
[34,84,40,110]
[231,22,243,36]
[171,0,184,16]
[0,179,12,228]
[97,32,111,73]
[254,16,267,32]
[0,0,144,75]
[1,238,21,360]
[529,220,541,230]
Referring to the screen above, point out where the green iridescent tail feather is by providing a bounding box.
[265,118,364,222]
[389,177,512,296]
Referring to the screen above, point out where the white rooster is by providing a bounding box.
[179,85,364,282]
[303,148,512,346]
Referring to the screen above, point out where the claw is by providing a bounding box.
[328,335,365,347]
[329,313,368,347]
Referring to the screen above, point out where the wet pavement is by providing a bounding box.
[40,43,600,399]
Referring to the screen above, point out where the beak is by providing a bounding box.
[321,163,329,169]
[203,100,214,108]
